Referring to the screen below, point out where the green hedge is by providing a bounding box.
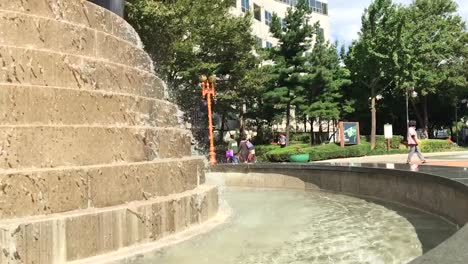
[259,138,458,163]
[419,139,456,152]
[264,142,370,162]
[264,144,313,162]
[360,135,405,149]
[255,144,281,162]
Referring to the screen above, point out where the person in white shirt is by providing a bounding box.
[407,120,426,164]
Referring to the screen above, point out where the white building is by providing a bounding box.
[222,0,332,139]
[231,0,330,48]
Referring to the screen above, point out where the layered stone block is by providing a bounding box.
[0,46,163,99]
[0,0,141,46]
[0,10,152,72]
[0,126,191,169]
[0,157,205,219]
[0,186,218,264]
[0,85,178,127]
[0,1,219,262]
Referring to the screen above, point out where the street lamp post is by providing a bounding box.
[200,74,217,165]
[406,87,418,128]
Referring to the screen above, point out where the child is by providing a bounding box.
[227,135,239,164]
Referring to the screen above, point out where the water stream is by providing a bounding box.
[120,188,433,264]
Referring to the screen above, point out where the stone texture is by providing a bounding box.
[88,158,205,208]
[0,11,96,57]
[0,0,140,46]
[0,186,218,264]
[0,46,163,98]
[0,85,178,127]
[0,157,205,219]
[95,31,152,72]
[0,10,150,72]
[0,127,191,169]
[0,169,88,219]
[0,1,219,262]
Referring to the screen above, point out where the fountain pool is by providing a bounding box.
[115,188,455,264]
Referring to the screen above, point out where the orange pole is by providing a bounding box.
[206,91,216,165]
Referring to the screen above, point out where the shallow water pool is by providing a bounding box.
[118,188,438,264]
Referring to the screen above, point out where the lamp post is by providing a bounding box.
[406,87,418,128]
[200,74,217,165]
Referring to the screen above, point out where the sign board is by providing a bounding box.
[339,122,360,147]
[384,124,393,139]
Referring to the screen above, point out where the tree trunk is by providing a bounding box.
[423,96,429,139]
[286,102,291,146]
[309,119,314,145]
[370,96,376,150]
[239,102,245,136]
[219,113,225,143]
[304,117,307,133]
[333,119,336,143]
[318,118,323,144]
[410,100,423,130]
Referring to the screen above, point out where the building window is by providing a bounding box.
[281,18,286,29]
[307,0,327,15]
[254,4,261,21]
[273,0,327,15]
[241,0,250,12]
[256,36,262,48]
[318,27,324,39]
[265,11,272,25]
[266,41,273,48]
[322,3,328,15]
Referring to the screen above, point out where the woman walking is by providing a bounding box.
[407,120,427,164]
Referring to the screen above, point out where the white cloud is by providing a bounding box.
[329,0,468,46]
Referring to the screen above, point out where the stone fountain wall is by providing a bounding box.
[0,1,218,263]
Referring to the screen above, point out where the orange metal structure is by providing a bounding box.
[200,75,217,165]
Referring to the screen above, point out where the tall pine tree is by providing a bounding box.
[301,25,352,145]
[264,0,314,145]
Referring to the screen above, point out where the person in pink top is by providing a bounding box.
[407,120,426,164]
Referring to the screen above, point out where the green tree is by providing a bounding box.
[126,0,256,114]
[264,0,315,145]
[301,26,352,145]
[398,0,468,137]
[345,0,403,149]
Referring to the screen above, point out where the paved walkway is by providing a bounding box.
[313,151,468,167]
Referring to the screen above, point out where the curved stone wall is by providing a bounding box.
[0,1,218,263]
[212,164,468,264]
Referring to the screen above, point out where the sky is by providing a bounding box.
[329,0,468,46]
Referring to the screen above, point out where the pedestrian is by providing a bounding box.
[238,135,250,163]
[246,138,255,163]
[227,135,239,164]
[407,120,427,164]
[279,134,287,148]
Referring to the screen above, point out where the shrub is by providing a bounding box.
[361,135,404,149]
[265,144,313,162]
[259,138,459,163]
[290,133,311,143]
[419,139,456,152]
[255,144,281,162]
[265,142,371,162]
